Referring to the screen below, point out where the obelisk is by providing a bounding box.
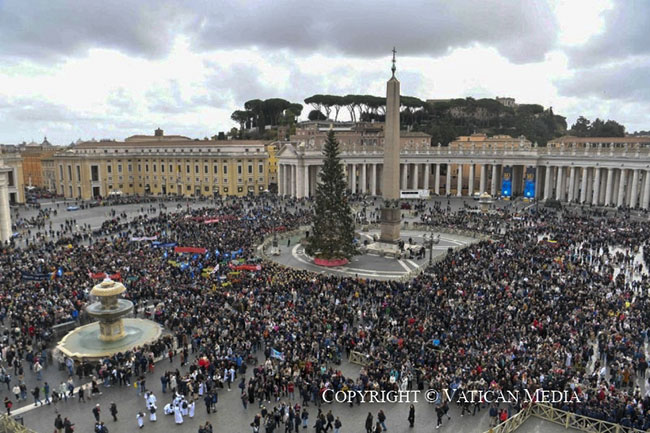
[379,48,401,243]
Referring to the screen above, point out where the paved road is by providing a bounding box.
[270,230,474,280]
[10,353,578,433]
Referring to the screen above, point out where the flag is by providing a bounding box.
[270,348,285,361]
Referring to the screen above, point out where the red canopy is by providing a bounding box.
[174,246,207,254]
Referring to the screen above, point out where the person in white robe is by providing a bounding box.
[188,399,195,418]
[149,404,157,422]
[164,403,174,415]
[181,399,189,416]
[174,404,183,424]
[136,412,144,429]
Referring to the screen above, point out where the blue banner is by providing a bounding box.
[501,166,512,198]
[21,271,51,281]
[152,242,177,248]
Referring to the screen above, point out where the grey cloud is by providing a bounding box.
[0,0,557,64]
[191,0,557,64]
[567,0,649,67]
[0,0,191,61]
[0,97,96,123]
[555,61,650,102]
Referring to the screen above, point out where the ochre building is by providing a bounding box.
[53,129,270,199]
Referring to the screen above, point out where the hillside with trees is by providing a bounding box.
[300,95,568,146]
[229,95,630,146]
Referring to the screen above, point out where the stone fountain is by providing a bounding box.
[56,279,162,361]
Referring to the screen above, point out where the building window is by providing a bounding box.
[237,186,243,193]
[161,164,164,173]
[248,165,253,174]
[186,185,191,191]
[258,164,263,174]
[204,186,209,192]
[67,165,72,181]
[145,164,149,172]
[118,164,122,173]
[169,164,173,172]
[59,165,64,179]
[238,165,242,175]
[223,165,228,174]
[128,164,132,172]
[91,166,99,182]
[153,164,157,172]
[204,165,208,174]
[186,165,190,173]
[213,165,218,174]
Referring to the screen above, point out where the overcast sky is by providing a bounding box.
[0,0,647,144]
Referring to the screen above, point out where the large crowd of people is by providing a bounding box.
[0,194,649,432]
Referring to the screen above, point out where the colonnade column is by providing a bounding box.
[360,164,367,194]
[642,170,650,210]
[479,164,486,194]
[304,165,310,198]
[604,168,613,206]
[592,167,601,205]
[544,166,552,200]
[401,164,408,190]
[567,167,576,202]
[351,163,357,193]
[278,164,284,196]
[434,164,441,195]
[446,165,451,196]
[0,173,10,243]
[555,166,564,201]
[617,168,626,207]
[580,167,587,203]
[423,164,430,191]
[490,165,498,196]
[630,169,640,208]
[290,165,296,197]
[468,164,475,196]
[457,164,463,197]
[411,164,419,189]
[370,164,377,196]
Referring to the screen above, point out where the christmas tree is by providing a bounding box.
[306,131,358,260]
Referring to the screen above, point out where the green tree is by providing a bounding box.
[306,131,357,260]
[308,110,327,121]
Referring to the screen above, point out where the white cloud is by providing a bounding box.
[0,0,648,142]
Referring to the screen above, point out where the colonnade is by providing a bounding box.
[277,160,650,210]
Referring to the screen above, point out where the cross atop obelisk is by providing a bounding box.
[391,47,396,77]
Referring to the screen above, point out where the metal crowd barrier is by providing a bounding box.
[348,350,371,366]
[481,404,647,433]
[0,415,37,433]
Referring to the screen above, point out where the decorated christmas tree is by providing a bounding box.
[306,131,358,260]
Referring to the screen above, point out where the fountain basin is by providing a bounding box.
[56,318,163,361]
[86,298,134,321]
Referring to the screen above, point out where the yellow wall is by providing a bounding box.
[53,154,270,200]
